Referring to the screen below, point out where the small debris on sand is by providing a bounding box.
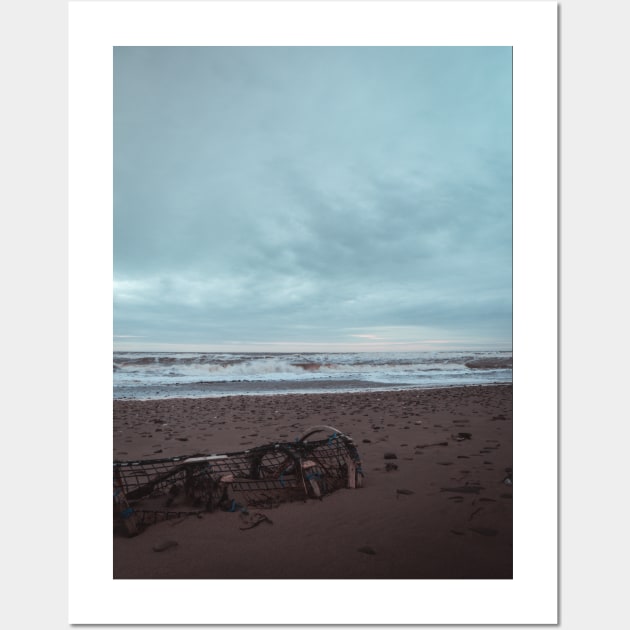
[240,513,273,531]
[455,432,472,441]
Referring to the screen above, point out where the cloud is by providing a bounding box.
[114,46,512,350]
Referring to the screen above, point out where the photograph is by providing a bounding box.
[112,45,513,580]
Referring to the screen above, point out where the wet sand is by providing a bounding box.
[113,384,512,579]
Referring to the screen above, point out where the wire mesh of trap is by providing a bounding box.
[113,425,363,536]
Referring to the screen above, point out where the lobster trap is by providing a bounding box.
[113,425,363,536]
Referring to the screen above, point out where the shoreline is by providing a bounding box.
[114,383,512,579]
[113,379,512,402]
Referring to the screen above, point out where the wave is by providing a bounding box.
[113,351,512,392]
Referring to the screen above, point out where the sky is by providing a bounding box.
[113,46,512,353]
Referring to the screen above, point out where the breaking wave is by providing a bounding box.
[113,350,512,399]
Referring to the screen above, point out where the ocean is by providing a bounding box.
[113,350,512,400]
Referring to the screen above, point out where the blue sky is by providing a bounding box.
[114,46,512,352]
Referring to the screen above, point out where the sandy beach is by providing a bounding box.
[114,384,512,579]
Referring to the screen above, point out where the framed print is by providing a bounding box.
[69,1,557,624]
